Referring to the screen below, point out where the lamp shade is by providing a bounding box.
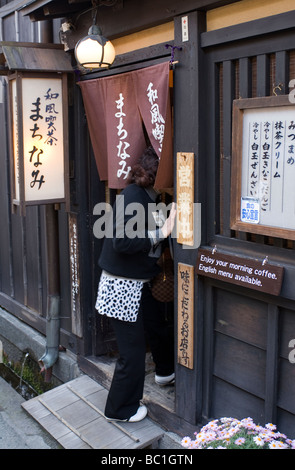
[75,25,115,69]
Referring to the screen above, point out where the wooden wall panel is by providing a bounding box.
[213,333,266,398]
[214,288,268,349]
[279,308,295,359]
[277,358,295,415]
[25,206,43,314]
[211,377,265,423]
[277,408,295,438]
[2,13,15,41]
[0,99,12,296]
[10,214,25,304]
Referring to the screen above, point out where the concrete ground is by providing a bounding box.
[0,375,61,449]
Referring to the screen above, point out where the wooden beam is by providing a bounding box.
[0,41,64,49]
[202,10,295,48]
[43,0,86,16]
[0,42,73,72]
[18,0,53,16]
[20,0,242,32]
[68,0,91,3]
[173,9,207,425]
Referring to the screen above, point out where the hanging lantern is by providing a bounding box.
[75,24,115,70]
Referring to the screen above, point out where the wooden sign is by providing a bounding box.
[69,213,82,338]
[177,263,194,369]
[176,152,194,246]
[196,248,284,296]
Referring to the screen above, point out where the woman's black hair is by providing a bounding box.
[127,146,159,187]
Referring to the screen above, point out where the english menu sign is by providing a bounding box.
[196,248,284,296]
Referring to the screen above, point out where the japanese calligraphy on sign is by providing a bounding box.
[177,263,194,369]
[69,213,82,338]
[79,62,172,190]
[147,81,165,154]
[231,97,295,239]
[115,92,131,181]
[177,152,194,246]
[12,77,65,204]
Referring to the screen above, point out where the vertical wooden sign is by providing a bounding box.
[177,263,194,369]
[176,152,194,246]
[69,213,82,338]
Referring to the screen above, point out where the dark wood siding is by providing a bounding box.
[0,7,76,350]
[199,12,295,438]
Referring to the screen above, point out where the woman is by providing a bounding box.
[95,146,176,423]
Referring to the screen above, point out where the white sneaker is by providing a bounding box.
[155,372,175,386]
[105,405,147,423]
[128,405,148,422]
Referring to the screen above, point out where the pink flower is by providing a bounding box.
[259,432,272,442]
[235,438,245,446]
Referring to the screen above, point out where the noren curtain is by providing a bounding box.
[78,62,173,189]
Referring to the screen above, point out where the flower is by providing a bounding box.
[266,423,277,431]
[253,436,264,447]
[268,440,288,449]
[242,421,256,430]
[259,431,272,442]
[188,440,198,449]
[181,417,295,450]
[181,436,191,447]
[235,438,245,446]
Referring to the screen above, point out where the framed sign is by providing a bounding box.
[8,72,69,214]
[231,96,295,240]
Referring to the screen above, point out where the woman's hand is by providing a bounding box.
[161,202,177,238]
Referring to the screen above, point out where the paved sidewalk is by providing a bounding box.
[0,376,60,449]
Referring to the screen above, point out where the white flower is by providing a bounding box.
[253,435,264,447]
[266,423,277,431]
[181,436,191,447]
[268,440,288,449]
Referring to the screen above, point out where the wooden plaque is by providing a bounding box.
[176,152,194,246]
[196,248,284,296]
[69,213,82,338]
[177,263,194,369]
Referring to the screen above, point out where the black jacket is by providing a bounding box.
[98,184,165,280]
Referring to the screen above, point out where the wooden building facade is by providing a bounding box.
[1,0,295,438]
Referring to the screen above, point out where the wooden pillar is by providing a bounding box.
[173,10,206,424]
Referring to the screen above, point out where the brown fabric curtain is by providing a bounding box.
[78,62,172,189]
